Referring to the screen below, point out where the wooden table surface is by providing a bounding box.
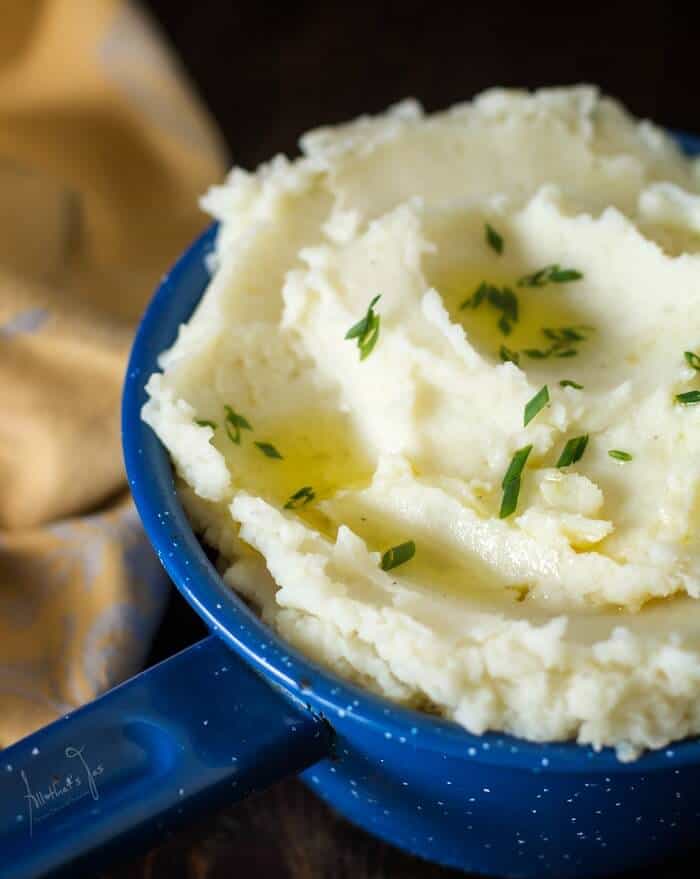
[101,769,698,879]
[108,3,700,876]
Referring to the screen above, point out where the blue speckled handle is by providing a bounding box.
[0,635,331,879]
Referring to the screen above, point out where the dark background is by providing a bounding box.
[151,1,699,169]
[109,2,700,876]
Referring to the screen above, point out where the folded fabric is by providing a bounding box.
[0,0,227,746]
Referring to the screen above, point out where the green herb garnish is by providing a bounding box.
[485,223,504,254]
[549,267,583,283]
[255,441,283,459]
[522,325,593,360]
[684,351,700,371]
[608,449,632,462]
[345,295,381,360]
[224,406,253,444]
[676,390,700,405]
[499,444,533,519]
[556,435,589,468]
[461,281,489,310]
[523,348,550,359]
[462,283,518,335]
[559,379,583,389]
[491,287,518,335]
[524,385,550,426]
[517,265,583,287]
[284,486,315,509]
[381,540,416,571]
[500,345,520,365]
[543,327,586,343]
[195,419,218,430]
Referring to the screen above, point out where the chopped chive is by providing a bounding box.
[195,419,218,430]
[284,486,315,509]
[473,283,490,307]
[524,385,550,426]
[521,326,593,360]
[543,327,585,342]
[381,540,416,571]
[504,288,518,320]
[255,441,283,459]
[518,266,548,288]
[358,318,380,359]
[345,295,381,360]
[461,281,489,310]
[608,449,632,462]
[345,295,380,339]
[676,390,700,405]
[224,405,253,444]
[684,351,700,371]
[549,267,583,283]
[517,264,583,288]
[488,287,518,322]
[485,222,504,254]
[462,283,519,336]
[499,479,521,520]
[556,435,589,468]
[502,444,533,488]
[499,444,533,519]
[559,379,583,389]
[500,344,520,365]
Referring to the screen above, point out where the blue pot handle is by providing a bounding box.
[0,634,332,878]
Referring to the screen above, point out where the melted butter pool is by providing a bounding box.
[434,268,596,372]
[213,407,373,538]
[208,266,627,618]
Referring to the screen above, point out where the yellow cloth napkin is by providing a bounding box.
[0,0,227,746]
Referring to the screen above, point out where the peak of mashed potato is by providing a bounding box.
[143,87,700,759]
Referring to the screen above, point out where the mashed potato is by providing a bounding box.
[143,86,700,759]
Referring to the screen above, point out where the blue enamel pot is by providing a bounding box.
[2,133,700,879]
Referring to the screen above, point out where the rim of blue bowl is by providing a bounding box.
[123,130,700,772]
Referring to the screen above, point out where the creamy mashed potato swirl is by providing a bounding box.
[143,87,700,759]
